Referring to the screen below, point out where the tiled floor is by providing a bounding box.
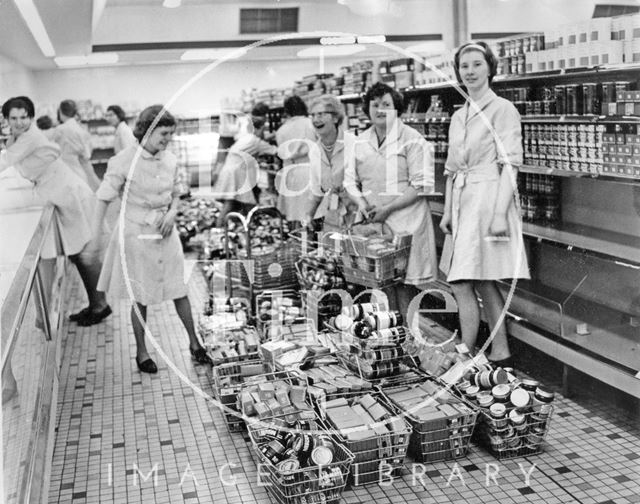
[48,269,640,504]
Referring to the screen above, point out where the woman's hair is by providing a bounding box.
[283,95,308,118]
[133,105,176,142]
[362,82,405,118]
[309,94,345,126]
[454,41,499,84]
[59,99,78,118]
[2,96,35,118]
[36,115,53,130]
[251,102,270,118]
[107,104,127,123]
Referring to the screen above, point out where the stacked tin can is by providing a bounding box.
[518,173,561,223]
[458,366,555,459]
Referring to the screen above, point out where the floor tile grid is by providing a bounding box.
[47,269,640,504]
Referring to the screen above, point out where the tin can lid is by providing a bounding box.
[277,459,301,472]
[522,379,539,390]
[510,388,531,408]
[311,446,334,466]
[492,384,511,398]
[466,385,480,396]
[509,409,526,424]
[490,403,507,417]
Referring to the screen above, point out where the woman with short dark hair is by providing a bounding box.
[105,104,135,153]
[0,95,111,326]
[93,105,211,373]
[344,82,438,315]
[439,41,529,366]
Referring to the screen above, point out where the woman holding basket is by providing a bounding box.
[344,83,438,316]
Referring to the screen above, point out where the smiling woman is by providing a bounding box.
[92,104,212,373]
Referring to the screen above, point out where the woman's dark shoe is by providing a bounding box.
[190,347,212,365]
[77,305,112,326]
[488,356,515,369]
[69,307,91,322]
[136,356,158,374]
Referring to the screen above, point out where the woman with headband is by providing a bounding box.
[439,41,529,368]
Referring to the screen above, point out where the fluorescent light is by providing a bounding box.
[163,0,181,8]
[320,36,357,46]
[14,0,55,57]
[181,48,247,61]
[54,53,119,67]
[357,35,386,44]
[297,45,366,58]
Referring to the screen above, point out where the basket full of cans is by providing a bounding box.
[224,207,299,302]
[457,367,555,460]
[316,392,412,486]
[240,372,354,504]
[328,303,414,381]
[382,379,478,463]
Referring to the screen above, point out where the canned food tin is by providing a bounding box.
[510,388,531,409]
[521,379,540,392]
[277,458,301,472]
[534,386,555,403]
[492,384,511,402]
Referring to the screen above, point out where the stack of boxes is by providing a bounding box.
[491,33,545,76]
[340,60,374,95]
[321,393,411,485]
[602,123,640,178]
[383,380,477,463]
[377,58,416,89]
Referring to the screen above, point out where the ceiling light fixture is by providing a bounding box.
[181,48,247,61]
[320,36,357,46]
[357,35,386,44]
[14,0,56,57]
[163,0,181,8]
[54,53,119,67]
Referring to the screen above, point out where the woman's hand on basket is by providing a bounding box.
[439,212,452,234]
[368,204,392,224]
[159,208,178,238]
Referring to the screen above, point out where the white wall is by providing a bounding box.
[32,56,360,116]
[0,53,36,99]
[93,0,451,44]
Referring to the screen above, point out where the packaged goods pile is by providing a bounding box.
[211,360,273,432]
[318,393,412,486]
[383,380,478,463]
[241,373,355,504]
[175,196,220,247]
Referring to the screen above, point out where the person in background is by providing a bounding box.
[51,99,101,191]
[344,82,438,317]
[275,95,317,224]
[213,104,277,226]
[105,104,135,154]
[36,115,55,139]
[92,105,211,374]
[439,41,529,367]
[0,96,111,327]
[304,94,356,232]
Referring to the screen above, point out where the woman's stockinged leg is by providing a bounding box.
[173,296,201,351]
[450,280,481,352]
[476,280,511,361]
[131,303,149,361]
[69,254,108,309]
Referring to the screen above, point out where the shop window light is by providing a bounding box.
[163,0,181,8]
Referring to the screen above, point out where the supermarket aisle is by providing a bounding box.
[48,271,640,504]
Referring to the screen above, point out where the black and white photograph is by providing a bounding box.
[0,0,639,503]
